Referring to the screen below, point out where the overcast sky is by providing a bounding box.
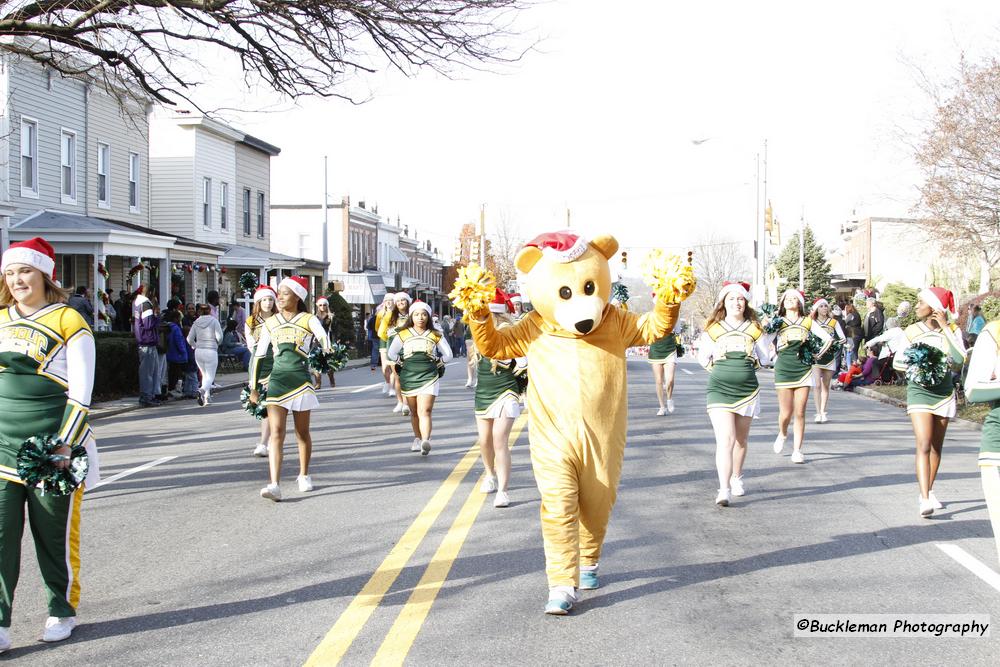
[203,0,1000,262]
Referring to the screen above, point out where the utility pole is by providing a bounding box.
[762,139,768,302]
[799,206,805,291]
[479,204,486,265]
[566,207,571,228]
[754,152,760,298]
[322,156,329,287]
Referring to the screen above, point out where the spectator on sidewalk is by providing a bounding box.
[842,303,862,367]
[132,285,161,407]
[187,304,223,406]
[207,290,221,321]
[452,317,467,357]
[967,304,987,346]
[843,344,882,391]
[862,297,885,346]
[219,319,252,370]
[366,310,379,371]
[68,286,95,327]
[885,301,911,330]
[164,310,188,396]
[230,298,248,343]
[183,302,197,327]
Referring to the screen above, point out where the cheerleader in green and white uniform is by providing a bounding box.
[0,237,100,649]
[474,290,526,508]
[249,276,331,502]
[696,282,775,506]
[379,292,413,415]
[881,287,966,517]
[244,284,276,458]
[649,332,680,415]
[769,289,832,464]
[809,297,846,424]
[965,319,1000,563]
[387,301,453,455]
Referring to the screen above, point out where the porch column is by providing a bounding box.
[159,257,170,305]
[92,245,102,331]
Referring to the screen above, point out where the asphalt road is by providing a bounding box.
[3,356,999,665]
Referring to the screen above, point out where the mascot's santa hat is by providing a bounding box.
[919,286,956,317]
[523,231,590,263]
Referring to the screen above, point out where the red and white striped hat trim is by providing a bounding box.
[524,231,589,263]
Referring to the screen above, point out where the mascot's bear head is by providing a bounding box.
[515,231,619,336]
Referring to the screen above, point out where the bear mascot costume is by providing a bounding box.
[461,230,694,614]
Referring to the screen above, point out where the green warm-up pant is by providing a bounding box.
[0,480,83,627]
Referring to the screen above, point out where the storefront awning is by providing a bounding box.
[331,272,387,305]
[219,244,304,271]
[388,246,409,263]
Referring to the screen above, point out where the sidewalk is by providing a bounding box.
[90,357,373,421]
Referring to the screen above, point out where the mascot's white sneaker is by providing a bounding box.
[411,438,422,452]
[252,443,268,457]
[773,434,786,454]
[544,586,577,615]
[715,489,731,507]
[730,475,745,497]
[667,399,675,413]
[480,476,498,493]
[41,616,76,642]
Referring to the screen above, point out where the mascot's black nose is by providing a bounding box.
[575,319,594,334]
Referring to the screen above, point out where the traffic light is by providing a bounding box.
[470,236,480,262]
[620,251,628,270]
[764,201,773,232]
[770,220,780,245]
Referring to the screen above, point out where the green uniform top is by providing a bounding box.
[249,312,330,404]
[244,314,273,382]
[387,327,453,394]
[649,333,678,361]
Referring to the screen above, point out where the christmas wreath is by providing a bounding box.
[239,271,258,295]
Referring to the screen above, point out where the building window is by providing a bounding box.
[97,143,110,207]
[220,182,228,229]
[203,177,212,227]
[242,188,251,235]
[60,129,77,203]
[21,118,39,197]
[256,191,265,238]
[128,152,140,212]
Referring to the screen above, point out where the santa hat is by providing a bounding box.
[780,288,805,309]
[394,291,412,303]
[381,293,395,303]
[919,286,956,316]
[717,281,751,304]
[279,276,309,302]
[523,231,589,263]
[509,293,523,304]
[315,296,329,307]
[2,237,56,278]
[810,297,829,313]
[253,284,276,303]
[489,289,513,314]
[409,300,433,317]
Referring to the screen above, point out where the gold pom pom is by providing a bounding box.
[642,250,697,304]
[448,263,496,320]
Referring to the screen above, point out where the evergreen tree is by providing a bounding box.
[772,226,832,301]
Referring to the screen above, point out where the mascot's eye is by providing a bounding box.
[559,286,572,300]
[584,281,596,296]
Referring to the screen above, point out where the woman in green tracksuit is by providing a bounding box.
[387,301,453,456]
[249,276,330,502]
[965,319,1000,563]
[0,237,98,651]
[768,288,832,464]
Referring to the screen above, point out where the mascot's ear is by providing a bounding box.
[591,234,619,260]
[516,246,544,273]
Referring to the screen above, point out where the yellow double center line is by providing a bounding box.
[305,414,528,666]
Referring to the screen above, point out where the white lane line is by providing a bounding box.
[937,543,1000,593]
[681,368,694,375]
[90,456,177,490]
[350,382,384,394]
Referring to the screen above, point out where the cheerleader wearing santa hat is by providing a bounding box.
[808,297,846,423]
[245,284,277,458]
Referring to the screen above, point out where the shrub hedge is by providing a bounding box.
[94,332,139,400]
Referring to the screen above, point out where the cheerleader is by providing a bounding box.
[965,319,1000,563]
[387,301,453,455]
[809,298,846,423]
[881,287,966,517]
[244,285,276,458]
[249,276,331,501]
[696,282,774,506]
[313,296,336,388]
[375,293,395,395]
[475,291,526,507]
[378,292,413,415]
[649,332,679,415]
[0,237,99,649]
[769,289,832,463]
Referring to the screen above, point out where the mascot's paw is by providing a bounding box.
[448,263,496,321]
[643,250,696,303]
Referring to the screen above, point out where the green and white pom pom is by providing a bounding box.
[308,347,332,372]
[240,384,268,420]
[239,271,258,295]
[611,282,630,305]
[327,343,350,372]
[758,303,783,334]
[797,332,826,365]
[16,435,88,496]
[903,342,949,388]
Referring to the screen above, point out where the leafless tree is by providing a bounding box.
[684,234,751,327]
[0,1,532,109]
[488,205,523,291]
[914,57,1000,294]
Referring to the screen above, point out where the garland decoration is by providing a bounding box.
[97,263,110,280]
[126,262,147,280]
[16,435,88,496]
[903,342,949,388]
[642,250,697,303]
[240,384,268,420]
[447,263,496,320]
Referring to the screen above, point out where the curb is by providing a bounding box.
[852,386,983,432]
[91,357,373,422]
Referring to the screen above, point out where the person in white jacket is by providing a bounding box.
[187,304,224,406]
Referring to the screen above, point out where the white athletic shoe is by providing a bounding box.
[382,383,391,395]
[494,490,510,508]
[919,496,935,517]
[464,380,473,388]
[715,489,731,507]
[730,475,745,497]
[297,475,314,492]
[420,440,431,456]
[814,413,823,423]
[0,625,10,652]
[411,438,422,452]
[667,399,675,414]
[791,450,805,464]
[252,443,268,458]
[480,476,498,493]
[41,616,76,642]
[820,413,829,423]
[260,483,282,502]
[656,407,667,416]
[928,490,944,510]
[392,401,404,413]
[773,434,786,454]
